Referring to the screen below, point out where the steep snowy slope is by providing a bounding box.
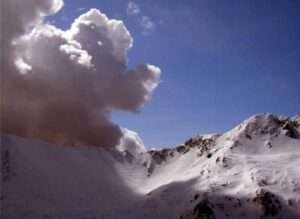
[1,113,300,219]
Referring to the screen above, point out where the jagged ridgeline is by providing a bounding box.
[1,114,300,219]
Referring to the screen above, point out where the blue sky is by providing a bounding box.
[50,0,300,148]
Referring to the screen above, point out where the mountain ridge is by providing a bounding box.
[1,113,300,219]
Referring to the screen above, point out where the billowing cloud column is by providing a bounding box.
[0,0,161,148]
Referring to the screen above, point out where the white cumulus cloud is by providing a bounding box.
[117,128,146,156]
[0,0,161,149]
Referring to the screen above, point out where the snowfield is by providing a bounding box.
[1,113,300,219]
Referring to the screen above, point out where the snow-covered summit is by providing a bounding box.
[226,113,299,140]
[1,113,300,219]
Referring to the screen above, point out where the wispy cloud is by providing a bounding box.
[77,7,86,12]
[127,1,141,15]
[126,1,155,35]
[140,16,155,35]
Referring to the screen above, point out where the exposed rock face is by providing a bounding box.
[192,200,215,219]
[253,190,282,218]
[231,113,300,140]
[146,134,219,175]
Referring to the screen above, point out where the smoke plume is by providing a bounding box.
[0,0,161,147]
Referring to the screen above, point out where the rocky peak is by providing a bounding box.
[232,113,299,140]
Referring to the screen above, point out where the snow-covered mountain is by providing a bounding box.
[1,113,300,219]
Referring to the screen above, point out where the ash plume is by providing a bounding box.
[0,0,161,147]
